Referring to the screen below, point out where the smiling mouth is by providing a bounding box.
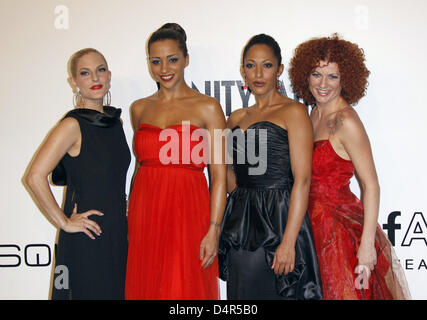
[160,74,174,82]
[90,84,103,90]
[317,89,330,96]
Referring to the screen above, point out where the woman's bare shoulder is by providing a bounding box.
[226,107,249,129]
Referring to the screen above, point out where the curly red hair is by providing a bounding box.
[289,34,370,106]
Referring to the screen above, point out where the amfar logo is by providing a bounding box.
[383,211,427,271]
[382,211,427,247]
[191,80,293,116]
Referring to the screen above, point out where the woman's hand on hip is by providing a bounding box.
[62,204,103,240]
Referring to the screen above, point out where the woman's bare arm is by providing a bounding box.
[272,103,313,275]
[25,117,103,239]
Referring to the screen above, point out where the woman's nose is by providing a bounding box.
[255,65,262,77]
[320,76,327,87]
[92,72,99,82]
[161,61,168,73]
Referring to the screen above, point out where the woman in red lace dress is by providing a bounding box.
[289,34,411,300]
[125,23,226,299]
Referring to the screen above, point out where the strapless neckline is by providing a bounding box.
[138,122,202,131]
[232,121,288,134]
[314,139,352,163]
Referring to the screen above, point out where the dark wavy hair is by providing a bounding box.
[148,23,188,57]
[242,34,282,66]
[289,33,370,106]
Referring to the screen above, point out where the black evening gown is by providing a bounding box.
[51,106,130,300]
[218,121,323,300]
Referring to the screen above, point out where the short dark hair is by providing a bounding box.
[148,23,188,57]
[242,34,282,66]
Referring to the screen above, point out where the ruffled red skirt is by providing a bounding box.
[309,186,410,300]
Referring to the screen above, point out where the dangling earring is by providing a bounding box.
[241,77,248,91]
[276,78,281,90]
[103,90,111,106]
[73,89,84,108]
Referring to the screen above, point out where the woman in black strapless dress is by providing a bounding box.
[218,34,322,300]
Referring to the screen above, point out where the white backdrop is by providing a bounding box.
[1,0,426,299]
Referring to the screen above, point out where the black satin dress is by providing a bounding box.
[218,121,323,300]
[51,106,130,300]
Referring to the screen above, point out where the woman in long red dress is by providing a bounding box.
[289,34,411,300]
[125,23,226,299]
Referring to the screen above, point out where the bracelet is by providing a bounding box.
[210,221,221,228]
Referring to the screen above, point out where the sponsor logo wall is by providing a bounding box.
[0,0,425,299]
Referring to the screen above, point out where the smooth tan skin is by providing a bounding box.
[25,52,112,239]
[227,44,313,276]
[309,60,379,277]
[130,39,227,269]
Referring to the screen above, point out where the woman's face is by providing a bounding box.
[148,39,189,89]
[308,60,342,106]
[242,44,283,96]
[71,52,111,105]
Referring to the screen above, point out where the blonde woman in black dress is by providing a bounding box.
[25,48,130,299]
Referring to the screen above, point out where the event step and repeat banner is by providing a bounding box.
[1,0,426,299]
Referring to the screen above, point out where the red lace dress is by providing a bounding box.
[125,123,219,299]
[308,139,411,300]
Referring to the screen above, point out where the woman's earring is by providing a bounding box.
[103,90,111,106]
[241,78,248,91]
[276,78,281,90]
[73,89,84,108]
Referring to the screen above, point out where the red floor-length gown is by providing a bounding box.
[308,139,411,300]
[125,123,219,300]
